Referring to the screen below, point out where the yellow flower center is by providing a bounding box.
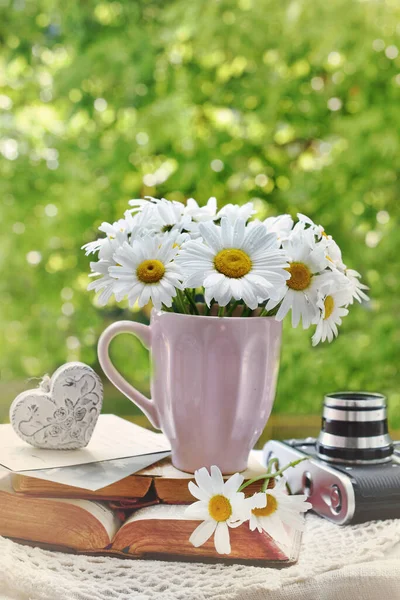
[136,259,165,284]
[214,249,252,279]
[324,295,334,319]
[252,493,278,517]
[285,262,312,291]
[321,230,328,238]
[208,494,232,522]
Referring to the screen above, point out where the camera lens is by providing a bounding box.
[316,392,393,465]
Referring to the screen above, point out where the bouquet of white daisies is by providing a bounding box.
[83,196,369,346]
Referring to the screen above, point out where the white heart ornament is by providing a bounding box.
[10,362,103,449]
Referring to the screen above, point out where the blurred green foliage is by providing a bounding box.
[1,0,399,426]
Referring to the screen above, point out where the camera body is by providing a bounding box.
[263,438,400,524]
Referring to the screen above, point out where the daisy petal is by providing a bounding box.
[259,513,292,549]
[199,222,223,252]
[223,472,244,497]
[185,501,208,519]
[210,465,225,494]
[188,481,210,502]
[194,467,214,496]
[214,522,231,554]
[189,520,217,548]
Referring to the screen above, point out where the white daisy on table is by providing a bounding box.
[217,202,256,224]
[312,280,351,346]
[345,268,370,304]
[109,235,183,310]
[185,466,266,555]
[128,196,191,234]
[249,478,312,550]
[265,230,332,328]
[176,218,290,309]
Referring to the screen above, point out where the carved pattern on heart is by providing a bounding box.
[10,362,103,449]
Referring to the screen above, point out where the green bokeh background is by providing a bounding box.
[1,0,399,430]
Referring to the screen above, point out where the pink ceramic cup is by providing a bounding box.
[98,309,282,474]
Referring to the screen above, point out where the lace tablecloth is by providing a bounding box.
[1,515,400,600]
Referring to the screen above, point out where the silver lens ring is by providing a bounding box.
[318,432,392,450]
[317,391,393,464]
[324,391,386,409]
[323,407,387,422]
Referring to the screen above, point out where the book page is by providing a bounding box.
[121,503,195,527]
[0,470,120,541]
[0,415,170,472]
[50,498,121,540]
[18,451,170,491]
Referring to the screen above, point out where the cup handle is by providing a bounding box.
[97,320,160,429]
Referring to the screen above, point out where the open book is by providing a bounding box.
[12,453,269,502]
[0,473,301,564]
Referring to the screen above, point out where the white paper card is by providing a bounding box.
[0,414,170,472]
[18,451,171,491]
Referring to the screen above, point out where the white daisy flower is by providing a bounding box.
[312,280,351,346]
[185,466,266,555]
[82,210,138,257]
[345,268,370,304]
[162,228,191,248]
[184,196,217,222]
[128,196,191,234]
[217,202,256,224]
[87,236,127,305]
[319,237,346,272]
[294,214,346,271]
[263,214,294,243]
[176,218,290,310]
[86,236,123,301]
[87,259,116,306]
[249,479,312,550]
[109,235,183,310]
[289,213,319,249]
[296,212,324,237]
[266,230,331,328]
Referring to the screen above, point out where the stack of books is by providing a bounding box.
[0,416,301,565]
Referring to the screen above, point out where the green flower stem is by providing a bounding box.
[266,305,280,317]
[238,456,309,492]
[175,289,189,314]
[184,289,199,315]
[218,306,225,317]
[261,457,280,491]
[226,301,240,317]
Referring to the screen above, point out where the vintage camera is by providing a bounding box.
[263,392,400,524]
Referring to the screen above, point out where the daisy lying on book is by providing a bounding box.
[185,462,311,555]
